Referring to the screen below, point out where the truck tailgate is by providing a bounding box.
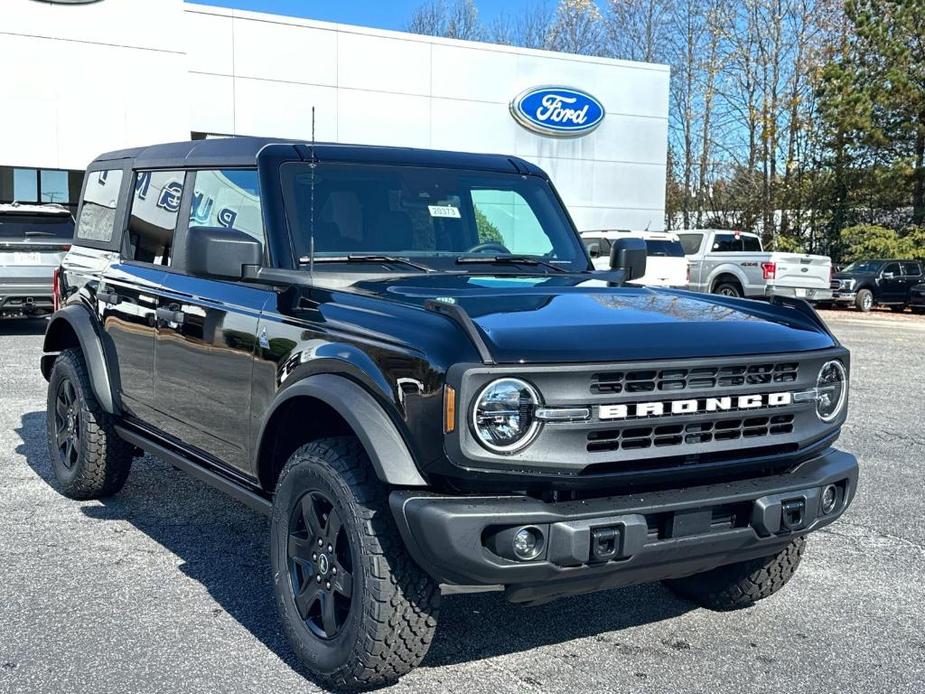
[769,254,831,290]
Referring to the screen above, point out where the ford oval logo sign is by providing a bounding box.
[510,86,605,137]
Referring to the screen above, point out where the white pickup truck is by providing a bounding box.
[677,229,833,302]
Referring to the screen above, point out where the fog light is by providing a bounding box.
[821,484,838,515]
[512,526,544,561]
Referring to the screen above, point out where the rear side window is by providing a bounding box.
[189,169,264,243]
[128,170,185,265]
[711,234,761,252]
[0,212,73,239]
[678,233,703,255]
[76,169,123,243]
[902,261,922,276]
[645,240,684,257]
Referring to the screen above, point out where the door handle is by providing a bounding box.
[156,306,185,324]
[97,290,120,306]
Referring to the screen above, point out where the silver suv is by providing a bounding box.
[0,203,73,317]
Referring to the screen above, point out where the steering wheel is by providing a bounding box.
[465,241,511,255]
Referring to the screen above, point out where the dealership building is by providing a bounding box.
[1,0,669,231]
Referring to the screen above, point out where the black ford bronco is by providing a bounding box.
[42,138,857,689]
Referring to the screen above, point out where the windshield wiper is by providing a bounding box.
[300,254,432,272]
[455,255,568,273]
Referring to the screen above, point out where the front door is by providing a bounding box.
[151,168,271,475]
[879,262,903,301]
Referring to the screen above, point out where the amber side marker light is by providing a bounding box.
[444,385,456,433]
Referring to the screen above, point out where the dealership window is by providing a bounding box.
[190,169,264,243]
[76,169,124,243]
[128,170,185,265]
[0,166,84,213]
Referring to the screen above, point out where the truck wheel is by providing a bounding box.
[46,348,133,499]
[713,281,742,298]
[663,537,804,611]
[270,437,439,690]
[855,289,873,311]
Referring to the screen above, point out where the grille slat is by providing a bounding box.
[592,361,799,395]
[587,414,795,453]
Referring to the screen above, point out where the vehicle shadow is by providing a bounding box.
[0,317,48,336]
[15,409,694,682]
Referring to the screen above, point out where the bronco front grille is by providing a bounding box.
[590,362,799,395]
[587,414,795,453]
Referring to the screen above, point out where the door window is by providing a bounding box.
[76,169,123,243]
[882,262,900,277]
[901,262,922,277]
[711,234,762,252]
[189,169,265,244]
[678,233,703,255]
[128,170,185,265]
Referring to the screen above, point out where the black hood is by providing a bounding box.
[343,274,836,363]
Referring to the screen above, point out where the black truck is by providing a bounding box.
[831,259,924,312]
[42,138,857,689]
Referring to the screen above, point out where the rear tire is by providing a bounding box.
[713,281,743,298]
[855,289,873,312]
[46,348,133,499]
[270,437,439,690]
[663,537,805,610]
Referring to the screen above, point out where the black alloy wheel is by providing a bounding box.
[54,377,81,469]
[287,489,354,640]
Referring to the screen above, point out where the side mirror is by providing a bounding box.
[585,240,603,259]
[882,272,895,280]
[184,226,263,280]
[609,237,647,282]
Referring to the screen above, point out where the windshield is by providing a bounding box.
[0,213,74,239]
[280,163,589,272]
[842,260,883,273]
[646,239,684,257]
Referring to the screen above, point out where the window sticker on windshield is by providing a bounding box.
[428,205,461,219]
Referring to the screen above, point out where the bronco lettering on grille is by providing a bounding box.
[598,392,793,420]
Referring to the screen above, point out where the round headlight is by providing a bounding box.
[816,360,847,422]
[471,378,541,453]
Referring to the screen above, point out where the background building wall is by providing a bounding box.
[0,0,669,231]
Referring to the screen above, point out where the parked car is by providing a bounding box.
[0,202,73,317]
[581,229,688,287]
[678,229,833,302]
[42,138,857,689]
[908,282,925,314]
[831,259,924,312]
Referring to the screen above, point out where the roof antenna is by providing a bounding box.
[308,106,316,274]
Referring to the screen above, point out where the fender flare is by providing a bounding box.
[41,305,118,415]
[259,373,428,487]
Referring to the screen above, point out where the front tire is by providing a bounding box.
[855,288,873,312]
[46,348,133,499]
[663,537,805,610]
[270,437,439,690]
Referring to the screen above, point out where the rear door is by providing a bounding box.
[152,168,272,474]
[901,261,923,301]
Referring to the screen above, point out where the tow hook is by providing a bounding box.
[780,499,806,531]
[590,527,620,562]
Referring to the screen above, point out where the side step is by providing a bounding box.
[115,424,273,516]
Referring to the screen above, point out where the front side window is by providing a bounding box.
[128,170,185,265]
[678,233,703,255]
[280,163,588,272]
[189,169,264,243]
[76,169,123,242]
[882,262,900,276]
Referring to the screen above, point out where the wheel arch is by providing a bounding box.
[255,373,428,493]
[710,270,745,294]
[41,305,119,415]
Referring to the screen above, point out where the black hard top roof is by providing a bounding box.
[91,137,547,177]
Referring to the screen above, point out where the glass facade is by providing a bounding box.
[0,166,84,214]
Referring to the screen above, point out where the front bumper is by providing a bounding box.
[831,290,857,304]
[390,447,857,603]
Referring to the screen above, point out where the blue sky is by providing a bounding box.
[189,0,548,32]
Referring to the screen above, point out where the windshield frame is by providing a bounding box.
[278,161,591,275]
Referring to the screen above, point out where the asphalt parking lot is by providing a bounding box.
[1,313,923,694]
